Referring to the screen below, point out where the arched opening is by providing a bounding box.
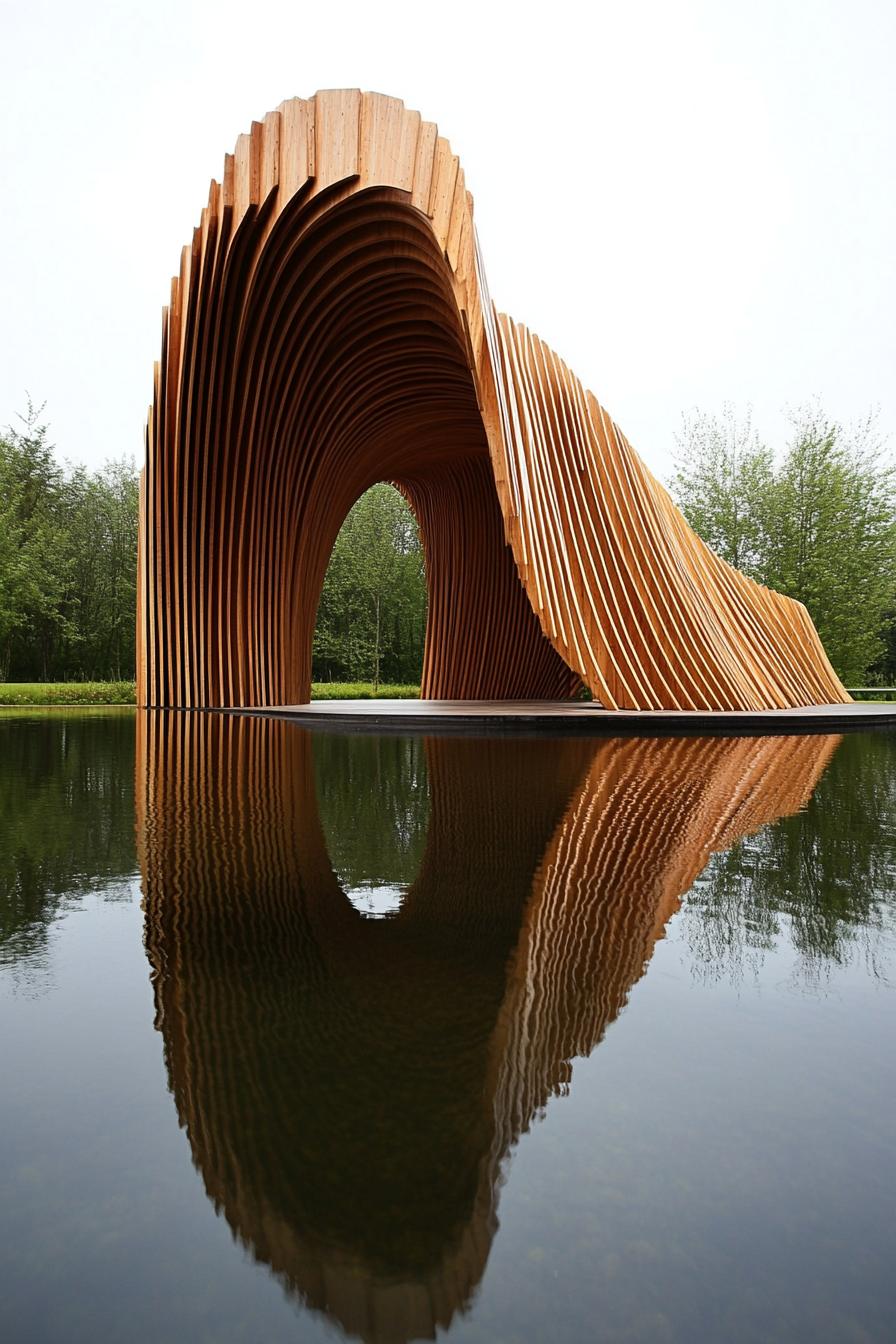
[261,192,577,706]
[139,175,578,707]
[312,482,426,692]
[139,91,848,712]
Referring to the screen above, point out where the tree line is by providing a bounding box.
[670,404,896,684]
[0,404,138,682]
[2,401,894,688]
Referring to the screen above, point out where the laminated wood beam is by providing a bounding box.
[139,90,850,710]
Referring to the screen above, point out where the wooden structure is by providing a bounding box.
[138,90,850,711]
[138,713,839,1342]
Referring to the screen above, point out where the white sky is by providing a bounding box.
[1,0,893,482]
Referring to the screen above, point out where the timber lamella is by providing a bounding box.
[138,90,850,711]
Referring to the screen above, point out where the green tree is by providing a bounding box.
[0,403,140,682]
[765,408,896,683]
[313,484,427,686]
[671,404,896,683]
[63,459,139,679]
[671,405,775,578]
[0,402,72,679]
[0,460,27,680]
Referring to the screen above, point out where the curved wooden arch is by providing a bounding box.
[138,89,849,710]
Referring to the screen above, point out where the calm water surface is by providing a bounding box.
[1,711,895,1343]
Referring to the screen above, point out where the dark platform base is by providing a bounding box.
[228,699,896,739]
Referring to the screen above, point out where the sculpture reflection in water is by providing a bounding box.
[137,714,839,1344]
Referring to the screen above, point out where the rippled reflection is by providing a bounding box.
[137,715,840,1343]
[0,712,136,971]
[680,730,896,987]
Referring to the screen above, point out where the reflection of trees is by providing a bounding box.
[682,731,896,985]
[0,712,136,965]
[138,714,838,1344]
[313,733,428,892]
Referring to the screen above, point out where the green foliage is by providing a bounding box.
[313,484,426,688]
[671,404,896,683]
[310,682,419,700]
[764,409,896,683]
[0,403,139,682]
[671,406,775,579]
[0,682,137,705]
[0,681,417,705]
[8,393,892,692]
[62,457,139,680]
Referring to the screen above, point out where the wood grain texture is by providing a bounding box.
[139,90,850,710]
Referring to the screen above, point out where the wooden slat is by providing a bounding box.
[138,89,851,711]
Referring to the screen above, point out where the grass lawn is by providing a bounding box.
[0,681,419,706]
[310,683,419,700]
[0,681,137,705]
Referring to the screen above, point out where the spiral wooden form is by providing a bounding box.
[138,90,849,710]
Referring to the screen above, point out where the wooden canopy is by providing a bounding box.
[138,90,849,710]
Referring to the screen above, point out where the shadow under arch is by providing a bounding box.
[137,715,840,1343]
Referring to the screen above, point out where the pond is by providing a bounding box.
[1,711,894,1343]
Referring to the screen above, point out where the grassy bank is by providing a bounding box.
[310,683,419,700]
[0,681,419,706]
[0,681,137,705]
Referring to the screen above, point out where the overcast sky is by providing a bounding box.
[1,0,893,482]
